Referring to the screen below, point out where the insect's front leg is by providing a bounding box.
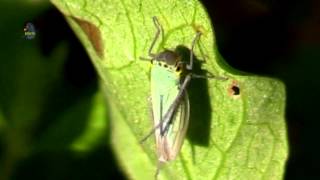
[139,16,163,61]
[186,32,202,71]
[148,16,163,57]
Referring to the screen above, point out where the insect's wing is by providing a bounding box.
[167,91,190,160]
[156,90,190,162]
[150,65,190,162]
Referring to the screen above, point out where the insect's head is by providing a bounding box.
[153,49,180,65]
[152,49,185,74]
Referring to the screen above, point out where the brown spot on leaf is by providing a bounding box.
[72,17,104,58]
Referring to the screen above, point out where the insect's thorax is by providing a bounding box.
[150,64,180,105]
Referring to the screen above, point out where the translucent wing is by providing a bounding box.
[156,90,190,162]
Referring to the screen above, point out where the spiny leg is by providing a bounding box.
[187,31,202,70]
[192,73,229,80]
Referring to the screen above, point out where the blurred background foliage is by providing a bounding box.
[0,0,319,179]
[0,1,123,180]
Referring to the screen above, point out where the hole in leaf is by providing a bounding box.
[231,85,240,95]
[228,80,241,98]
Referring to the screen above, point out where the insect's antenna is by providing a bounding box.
[148,16,163,57]
[187,31,202,70]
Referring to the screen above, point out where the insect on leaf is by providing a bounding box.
[51,0,288,179]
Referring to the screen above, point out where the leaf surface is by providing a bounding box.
[51,0,288,179]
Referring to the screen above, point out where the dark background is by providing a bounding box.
[202,0,320,179]
[0,0,319,179]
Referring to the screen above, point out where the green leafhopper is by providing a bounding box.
[141,16,202,176]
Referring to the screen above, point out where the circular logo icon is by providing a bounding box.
[24,22,36,40]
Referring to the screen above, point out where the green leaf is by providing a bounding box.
[51,0,288,179]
